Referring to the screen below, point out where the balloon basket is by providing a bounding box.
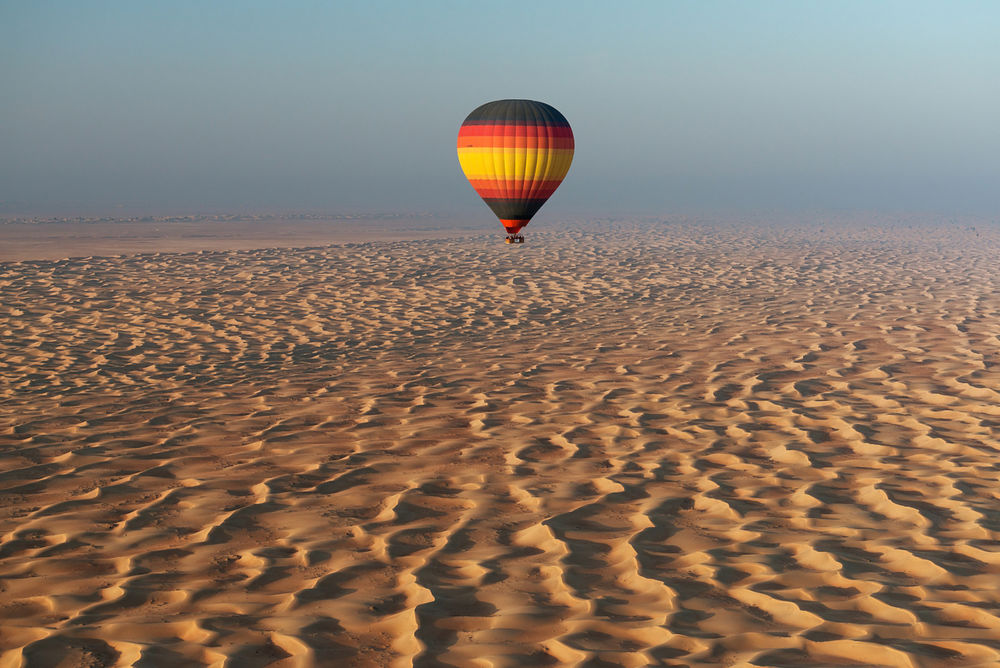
[504,235,525,244]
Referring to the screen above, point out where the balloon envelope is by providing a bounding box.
[457,99,574,236]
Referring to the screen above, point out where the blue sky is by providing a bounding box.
[2,1,998,216]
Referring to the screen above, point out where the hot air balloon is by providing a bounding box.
[457,99,574,244]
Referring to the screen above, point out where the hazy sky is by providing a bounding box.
[3,1,999,216]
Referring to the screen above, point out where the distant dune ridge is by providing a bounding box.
[3,220,1000,666]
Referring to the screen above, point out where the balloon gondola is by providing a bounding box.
[457,99,574,243]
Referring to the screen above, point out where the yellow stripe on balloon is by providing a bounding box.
[457,148,575,181]
[540,148,574,182]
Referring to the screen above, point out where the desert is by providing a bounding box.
[2,217,1000,667]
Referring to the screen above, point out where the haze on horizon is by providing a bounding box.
[2,1,998,218]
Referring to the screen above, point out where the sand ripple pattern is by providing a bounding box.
[3,222,1000,666]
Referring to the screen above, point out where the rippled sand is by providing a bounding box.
[3,221,1000,667]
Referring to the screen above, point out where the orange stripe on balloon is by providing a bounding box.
[466,180,564,199]
[499,219,529,234]
[457,136,575,149]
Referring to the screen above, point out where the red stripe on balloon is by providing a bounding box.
[467,181,564,199]
[457,136,575,150]
[458,124,574,139]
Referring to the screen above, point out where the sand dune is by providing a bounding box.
[0,216,482,262]
[3,220,1000,666]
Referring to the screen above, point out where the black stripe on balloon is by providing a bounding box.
[482,198,551,221]
[462,99,569,127]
